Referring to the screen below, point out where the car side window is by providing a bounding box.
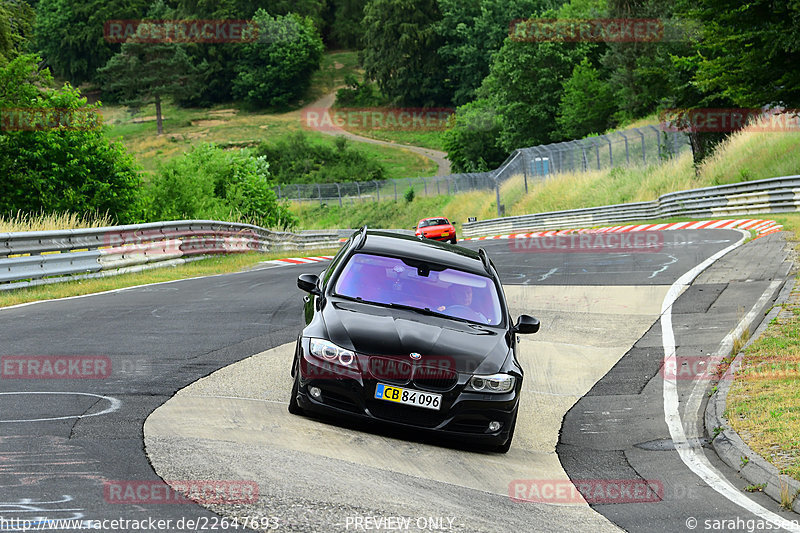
[322,235,352,287]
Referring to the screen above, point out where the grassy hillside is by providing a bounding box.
[98,51,437,180]
[292,122,800,231]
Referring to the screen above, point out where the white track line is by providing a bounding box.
[660,229,800,531]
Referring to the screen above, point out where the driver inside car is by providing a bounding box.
[437,285,486,322]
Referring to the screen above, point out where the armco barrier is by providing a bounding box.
[0,220,341,290]
[462,175,800,237]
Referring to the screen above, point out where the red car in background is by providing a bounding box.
[414,217,457,244]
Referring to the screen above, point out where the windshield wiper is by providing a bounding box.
[384,302,476,323]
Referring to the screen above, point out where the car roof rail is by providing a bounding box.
[355,225,368,250]
[478,248,492,274]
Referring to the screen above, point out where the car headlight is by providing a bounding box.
[466,373,515,393]
[309,338,357,368]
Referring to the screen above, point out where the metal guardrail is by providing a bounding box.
[462,175,800,237]
[0,220,341,290]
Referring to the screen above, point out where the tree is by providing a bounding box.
[0,55,142,223]
[328,0,367,48]
[556,57,615,138]
[479,36,584,151]
[34,0,149,84]
[361,0,449,106]
[99,40,203,135]
[232,11,324,108]
[0,0,34,65]
[691,0,800,108]
[436,0,550,106]
[442,98,507,172]
[97,2,205,135]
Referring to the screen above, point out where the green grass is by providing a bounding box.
[336,125,448,152]
[291,124,800,230]
[726,271,800,482]
[0,249,342,308]
[99,51,436,180]
[100,100,436,180]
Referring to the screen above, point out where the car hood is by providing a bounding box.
[322,299,510,374]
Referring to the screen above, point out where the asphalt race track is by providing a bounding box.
[1,229,797,533]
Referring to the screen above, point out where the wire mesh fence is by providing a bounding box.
[273,126,691,208]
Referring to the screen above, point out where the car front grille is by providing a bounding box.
[367,356,412,385]
[411,364,458,392]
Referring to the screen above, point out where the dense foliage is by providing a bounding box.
[0,55,142,223]
[256,132,385,184]
[145,143,296,229]
[232,11,324,108]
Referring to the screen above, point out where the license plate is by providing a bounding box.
[375,383,441,410]
[441,232,449,237]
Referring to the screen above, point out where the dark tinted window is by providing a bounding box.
[334,253,503,326]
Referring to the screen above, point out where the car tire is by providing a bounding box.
[450,237,457,245]
[288,358,304,416]
[493,412,517,453]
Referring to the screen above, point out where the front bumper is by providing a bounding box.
[294,349,519,446]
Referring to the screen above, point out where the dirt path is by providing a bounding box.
[300,92,451,176]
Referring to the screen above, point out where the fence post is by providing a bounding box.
[495,177,502,217]
[436,179,440,195]
[375,180,380,202]
[619,131,630,165]
[355,181,361,202]
[636,128,646,165]
[317,183,322,205]
[393,180,398,201]
[522,151,529,193]
[423,177,428,196]
[648,125,662,161]
[296,184,301,203]
[606,135,613,167]
[336,183,342,207]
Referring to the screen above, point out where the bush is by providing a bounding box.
[335,73,386,108]
[232,11,324,108]
[145,143,296,229]
[404,186,415,203]
[0,55,142,223]
[442,98,507,172]
[256,131,385,184]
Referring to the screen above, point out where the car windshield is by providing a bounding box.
[419,218,448,228]
[334,253,503,326]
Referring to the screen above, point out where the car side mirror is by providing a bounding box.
[297,274,321,296]
[451,221,458,225]
[514,314,539,334]
[412,226,417,230]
